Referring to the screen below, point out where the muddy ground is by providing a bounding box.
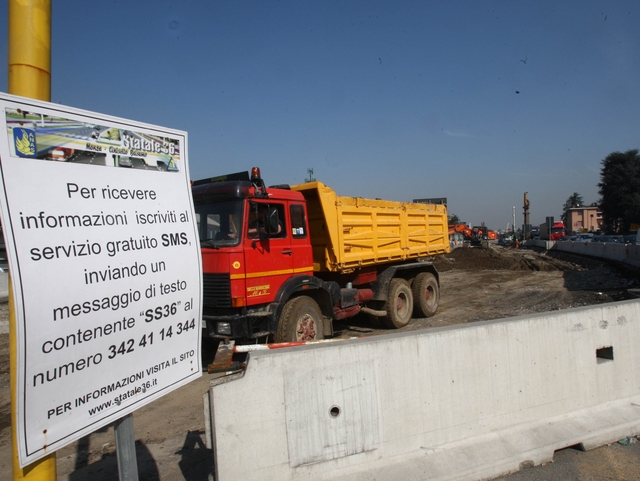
[0,245,638,480]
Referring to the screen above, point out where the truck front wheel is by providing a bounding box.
[275,297,325,343]
[412,272,439,318]
[383,279,413,329]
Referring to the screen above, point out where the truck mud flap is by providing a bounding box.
[207,340,246,374]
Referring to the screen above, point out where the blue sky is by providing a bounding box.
[2,1,639,230]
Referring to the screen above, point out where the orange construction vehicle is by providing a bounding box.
[449,223,474,239]
[473,225,498,243]
[450,223,496,245]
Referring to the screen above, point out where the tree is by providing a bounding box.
[561,192,584,223]
[564,192,584,209]
[598,149,640,233]
[448,213,460,224]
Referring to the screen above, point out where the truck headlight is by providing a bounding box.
[217,322,231,335]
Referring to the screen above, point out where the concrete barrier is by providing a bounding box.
[628,245,640,266]
[0,268,7,302]
[207,300,640,481]
[529,239,640,266]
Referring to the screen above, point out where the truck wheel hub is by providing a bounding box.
[296,314,316,341]
[425,287,434,305]
[396,295,408,316]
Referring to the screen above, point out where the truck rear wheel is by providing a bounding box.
[411,272,439,318]
[383,279,413,329]
[275,296,324,343]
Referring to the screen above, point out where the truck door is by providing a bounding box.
[243,201,293,306]
[289,203,314,276]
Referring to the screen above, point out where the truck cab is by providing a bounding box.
[193,168,317,341]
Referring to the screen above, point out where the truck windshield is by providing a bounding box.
[194,200,243,248]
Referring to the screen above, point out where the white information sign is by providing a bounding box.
[0,93,202,467]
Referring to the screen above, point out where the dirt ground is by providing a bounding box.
[1,245,639,480]
[334,244,636,338]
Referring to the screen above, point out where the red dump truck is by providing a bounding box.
[192,168,450,343]
[539,221,566,241]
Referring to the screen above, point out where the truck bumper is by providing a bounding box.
[203,310,274,340]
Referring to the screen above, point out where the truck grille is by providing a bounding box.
[203,273,232,308]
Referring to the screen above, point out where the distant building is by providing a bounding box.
[565,206,602,232]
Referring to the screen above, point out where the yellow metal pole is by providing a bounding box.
[8,0,51,100]
[8,1,56,479]
[10,281,57,479]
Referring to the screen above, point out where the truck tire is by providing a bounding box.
[275,296,325,342]
[383,279,413,329]
[411,272,439,318]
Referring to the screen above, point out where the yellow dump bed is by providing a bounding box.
[290,181,450,273]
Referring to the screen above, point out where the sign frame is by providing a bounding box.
[0,93,202,466]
